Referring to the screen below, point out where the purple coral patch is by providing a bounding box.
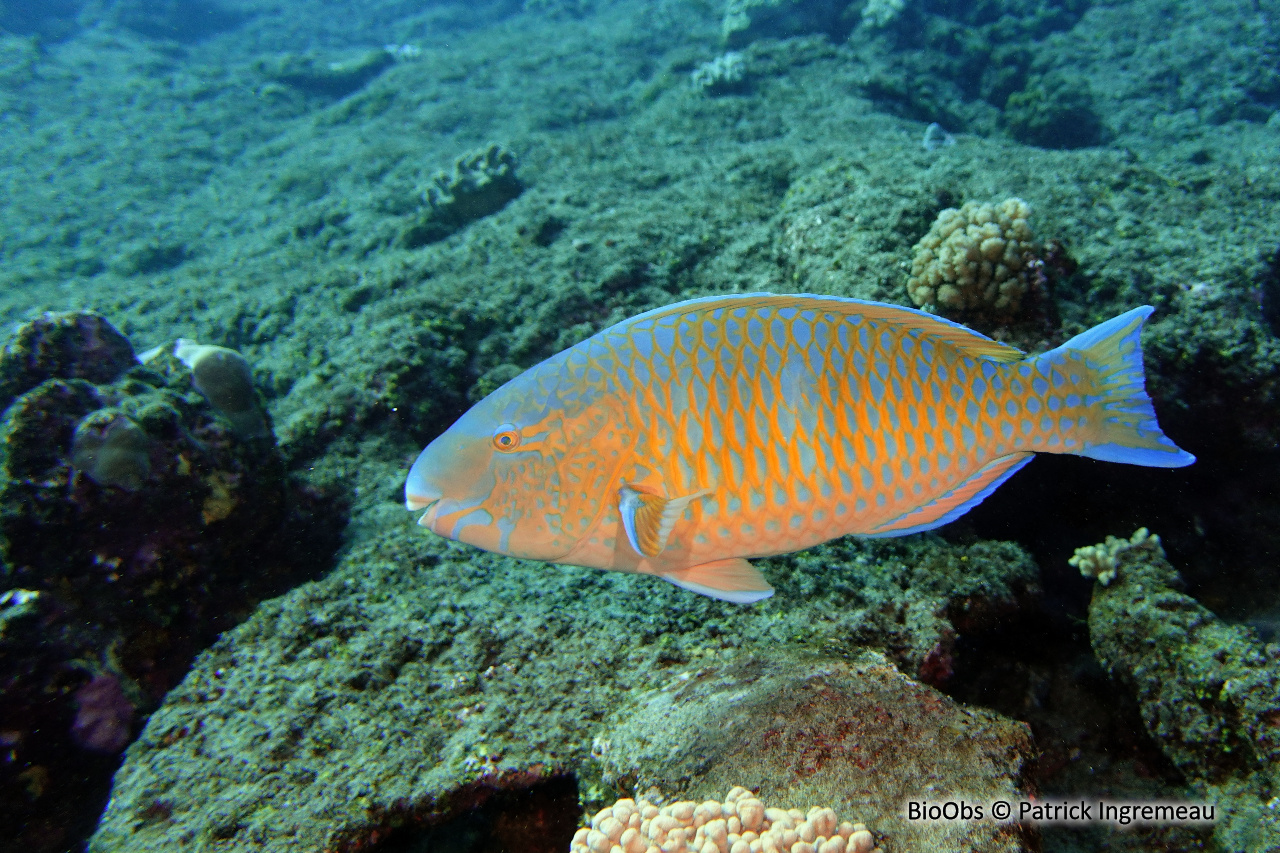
[71,674,135,754]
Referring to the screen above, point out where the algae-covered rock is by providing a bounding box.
[110,0,244,43]
[596,650,1037,852]
[722,0,853,48]
[0,311,136,412]
[87,522,1038,852]
[399,143,526,248]
[1085,529,1280,850]
[0,313,340,853]
[1003,72,1105,150]
[261,48,396,98]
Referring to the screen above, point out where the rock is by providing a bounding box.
[399,143,525,248]
[261,49,396,98]
[1086,529,1280,850]
[721,0,852,49]
[0,313,340,853]
[86,528,1039,852]
[596,651,1037,853]
[0,311,135,412]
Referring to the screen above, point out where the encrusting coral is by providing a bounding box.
[906,198,1037,318]
[172,339,270,439]
[570,786,880,853]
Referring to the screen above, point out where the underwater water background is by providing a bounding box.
[2,0,1280,850]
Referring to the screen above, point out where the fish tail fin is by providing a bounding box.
[1045,306,1194,468]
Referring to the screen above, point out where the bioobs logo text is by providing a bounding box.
[906,798,1216,825]
[906,800,989,822]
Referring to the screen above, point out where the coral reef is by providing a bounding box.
[570,787,880,853]
[400,143,525,248]
[87,530,1038,853]
[0,313,341,853]
[905,198,1038,320]
[3,1,1278,851]
[1085,529,1280,850]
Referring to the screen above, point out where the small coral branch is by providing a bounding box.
[1068,527,1160,586]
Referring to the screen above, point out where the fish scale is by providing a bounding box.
[407,293,1194,603]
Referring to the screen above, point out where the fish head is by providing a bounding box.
[405,359,623,562]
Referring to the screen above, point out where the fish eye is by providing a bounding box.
[492,424,521,452]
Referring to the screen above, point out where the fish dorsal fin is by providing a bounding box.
[662,558,774,603]
[619,484,711,557]
[618,292,1025,364]
[865,452,1034,538]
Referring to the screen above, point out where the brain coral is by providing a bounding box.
[906,197,1037,317]
[570,786,880,853]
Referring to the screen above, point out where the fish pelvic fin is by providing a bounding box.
[1050,306,1195,467]
[619,484,711,557]
[662,558,774,603]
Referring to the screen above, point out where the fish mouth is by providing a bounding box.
[407,495,442,530]
[405,492,439,512]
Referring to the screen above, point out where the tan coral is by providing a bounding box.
[569,787,881,853]
[906,197,1037,317]
[1069,527,1161,586]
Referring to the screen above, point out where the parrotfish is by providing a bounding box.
[405,294,1193,603]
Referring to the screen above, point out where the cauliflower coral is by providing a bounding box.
[570,786,880,853]
[1069,527,1162,586]
[906,197,1037,318]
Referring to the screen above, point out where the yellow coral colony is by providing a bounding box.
[906,197,1036,316]
[569,787,881,853]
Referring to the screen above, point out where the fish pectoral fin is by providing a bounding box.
[618,484,711,557]
[662,558,774,604]
[865,452,1034,538]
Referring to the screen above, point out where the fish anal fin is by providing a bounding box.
[619,484,711,557]
[866,452,1034,538]
[662,558,774,604]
